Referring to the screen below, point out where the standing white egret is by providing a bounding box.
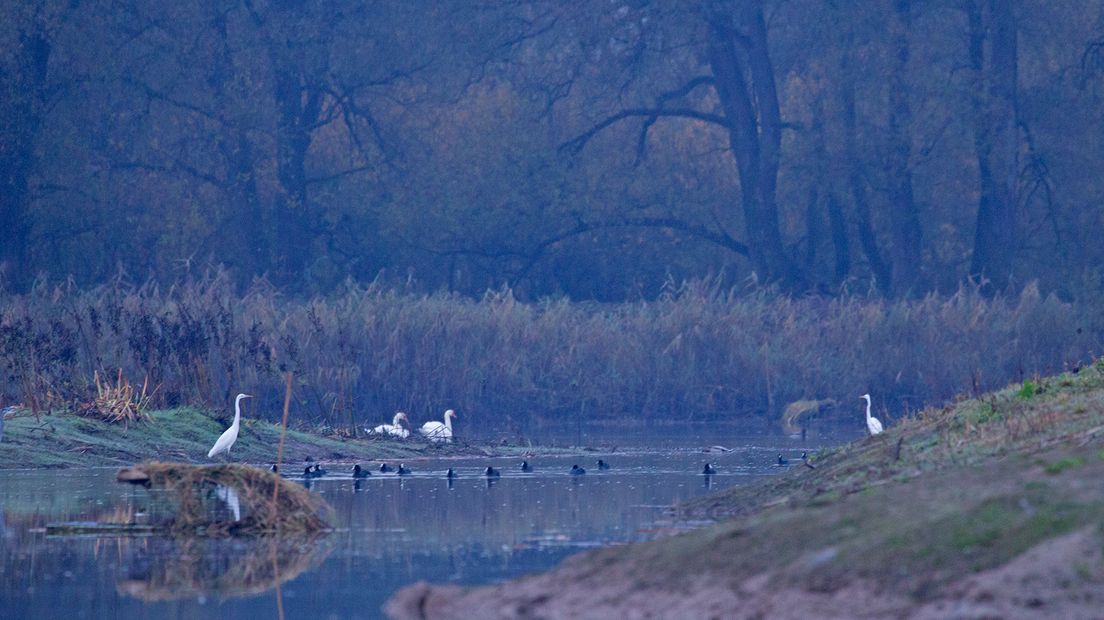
[207,393,252,458]
[419,409,456,443]
[860,393,884,436]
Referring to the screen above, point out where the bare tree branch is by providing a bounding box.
[561,108,729,154]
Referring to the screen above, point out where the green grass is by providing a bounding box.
[1018,380,1040,400]
[1044,456,1087,475]
[0,407,539,469]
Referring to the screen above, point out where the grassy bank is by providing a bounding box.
[387,359,1104,619]
[0,407,498,469]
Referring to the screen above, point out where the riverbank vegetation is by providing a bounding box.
[0,406,429,469]
[2,274,1099,433]
[387,359,1104,618]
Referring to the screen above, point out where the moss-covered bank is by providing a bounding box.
[0,407,515,469]
[388,359,1104,619]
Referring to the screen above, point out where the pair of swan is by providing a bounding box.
[367,409,457,443]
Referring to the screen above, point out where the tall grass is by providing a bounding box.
[0,272,1099,434]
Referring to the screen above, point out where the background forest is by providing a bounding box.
[2,1,1104,432]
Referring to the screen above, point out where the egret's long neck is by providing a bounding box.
[393,413,403,426]
[233,397,243,427]
[864,398,871,421]
[444,414,452,432]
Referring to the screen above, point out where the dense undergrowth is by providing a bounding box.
[0,272,1100,433]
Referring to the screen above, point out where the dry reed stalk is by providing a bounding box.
[272,372,293,510]
[84,368,157,424]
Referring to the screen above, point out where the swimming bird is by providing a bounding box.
[570,464,586,475]
[270,464,279,473]
[352,464,371,478]
[420,409,457,443]
[312,464,328,476]
[702,463,717,475]
[207,393,252,459]
[485,466,501,478]
[861,393,884,435]
[303,465,319,478]
[777,454,789,466]
[379,463,394,473]
[703,445,733,454]
[396,463,411,475]
[596,459,610,470]
[521,460,532,472]
[367,411,411,438]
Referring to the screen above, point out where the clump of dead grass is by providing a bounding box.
[78,368,156,424]
[125,462,330,535]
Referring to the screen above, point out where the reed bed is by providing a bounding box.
[0,272,1100,432]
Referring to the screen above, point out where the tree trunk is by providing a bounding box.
[827,193,851,285]
[209,7,268,282]
[811,85,850,286]
[704,2,798,288]
[968,0,1019,292]
[886,0,923,296]
[271,62,320,286]
[840,53,892,294]
[0,26,51,291]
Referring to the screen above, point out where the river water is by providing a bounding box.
[0,434,851,619]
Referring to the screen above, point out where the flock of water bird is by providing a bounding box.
[208,392,887,482]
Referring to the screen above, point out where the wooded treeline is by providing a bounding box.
[2,1,1104,301]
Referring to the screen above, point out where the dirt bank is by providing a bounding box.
[388,360,1104,619]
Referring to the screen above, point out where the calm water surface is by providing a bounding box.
[0,435,851,619]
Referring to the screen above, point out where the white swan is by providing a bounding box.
[208,393,252,458]
[861,394,884,436]
[368,411,410,438]
[420,409,456,443]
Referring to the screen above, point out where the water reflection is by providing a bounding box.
[117,535,331,602]
[0,440,845,618]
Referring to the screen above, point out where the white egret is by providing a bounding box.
[207,393,252,459]
[419,409,456,443]
[367,411,411,438]
[861,393,884,435]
